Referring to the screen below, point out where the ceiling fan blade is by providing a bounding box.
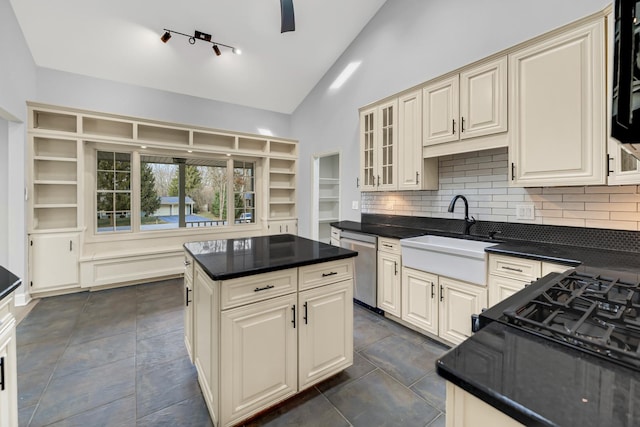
[280,0,295,33]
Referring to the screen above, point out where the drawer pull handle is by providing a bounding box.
[184,260,191,266]
[185,287,192,306]
[322,272,338,277]
[254,284,275,292]
[382,244,393,248]
[502,266,523,273]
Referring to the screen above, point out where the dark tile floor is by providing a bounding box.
[16,279,449,427]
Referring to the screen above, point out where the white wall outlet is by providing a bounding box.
[516,204,535,220]
[352,201,359,210]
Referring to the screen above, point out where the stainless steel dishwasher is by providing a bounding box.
[339,230,378,309]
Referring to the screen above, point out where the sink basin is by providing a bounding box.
[400,235,497,285]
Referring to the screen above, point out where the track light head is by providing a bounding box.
[232,47,242,55]
[161,31,172,43]
[213,45,221,56]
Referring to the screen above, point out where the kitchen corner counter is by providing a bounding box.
[0,266,21,300]
[437,321,640,427]
[184,234,357,281]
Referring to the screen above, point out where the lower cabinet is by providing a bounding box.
[190,256,354,427]
[29,232,79,293]
[401,267,486,346]
[0,296,18,427]
[267,220,298,235]
[446,382,524,427]
[377,247,402,317]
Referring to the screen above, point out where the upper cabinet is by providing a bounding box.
[423,57,508,146]
[359,100,398,191]
[509,17,606,187]
[398,90,438,191]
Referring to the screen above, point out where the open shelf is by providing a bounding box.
[83,117,134,139]
[270,141,297,157]
[33,207,77,230]
[138,124,190,145]
[33,111,78,133]
[34,160,77,182]
[34,184,77,205]
[193,132,236,151]
[33,137,77,159]
[238,137,267,153]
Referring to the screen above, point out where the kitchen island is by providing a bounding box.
[0,266,21,427]
[183,234,357,427]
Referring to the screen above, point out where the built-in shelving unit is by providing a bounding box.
[316,154,340,243]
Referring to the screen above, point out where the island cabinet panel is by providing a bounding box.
[187,246,355,427]
[184,253,194,362]
[298,279,353,390]
[221,293,298,426]
[446,382,524,427]
[193,264,219,426]
[0,316,18,427]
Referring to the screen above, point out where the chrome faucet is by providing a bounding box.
[448,195,476,235]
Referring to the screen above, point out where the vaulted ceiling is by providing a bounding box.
[10,0,387,114]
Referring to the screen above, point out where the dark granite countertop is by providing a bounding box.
[184,234,357,281]
[0,266,21,300]
[437,321,640,427]
[332,220,640,279]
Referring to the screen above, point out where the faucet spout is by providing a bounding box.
[448,195,476,235]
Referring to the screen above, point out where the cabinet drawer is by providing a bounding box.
[378,238,401,255]
[488,254,541,281]
[0,295,14,327]
[221,268,297,310]
[299,259,354,291]
[330,227,341,240]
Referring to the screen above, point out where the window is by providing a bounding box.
[233,161,256,224]
[137,155,253,231]
[96,151,131,233]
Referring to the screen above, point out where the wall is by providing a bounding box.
[291,0,612,238]
[0,0,37,302]
[362,148,640,231]
[36,68,292,139]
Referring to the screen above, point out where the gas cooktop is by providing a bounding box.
[480,270,640,371]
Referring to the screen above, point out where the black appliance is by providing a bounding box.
[612,0,640,159]
[480,270,640,371]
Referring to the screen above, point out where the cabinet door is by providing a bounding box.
[509,18,606,187]
[298,279,353,390]
[377,251,401,317]
[377,100,398,191]
[193,265,218,424]
[359,107,377,191]
[221,293,297,425]
[0,322,18,427]
[267,219,298,235]
[401,268,438,336]
[398,90,423,190]
[460,57,508,140]
[447,382,524,427]
[184,253,194,362]
[488,275,526,307]
[29,233,79,292]
[423,75,459,146]
[439,277,487,345]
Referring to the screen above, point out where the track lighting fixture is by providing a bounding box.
[160,29,240,56]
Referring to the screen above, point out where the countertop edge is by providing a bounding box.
[0,278,22,301]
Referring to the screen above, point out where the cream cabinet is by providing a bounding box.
[488,254,571,306]
[446,382,524,427]
[359,100,398,191]
[377,238,402,317]
[184,253,194,362]
[397,90,439,191]
[401,268,438,336]
[508,17,606,187]
[438,277,487,345]
[298,279,353,390]
[221,293,298,425]
[401,266,486,346]
[29,232,79,294]
[0,296,18,427]
[189,255,354,427]
[267,219,298,235]
[423,57,507,146]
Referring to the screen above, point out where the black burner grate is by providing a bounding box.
[503,272,640,369]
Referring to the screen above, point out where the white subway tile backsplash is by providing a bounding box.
[361,148,640,231]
